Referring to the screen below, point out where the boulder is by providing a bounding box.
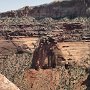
[0,74,20,90]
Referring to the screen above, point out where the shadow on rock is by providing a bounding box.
[82,68,90,90]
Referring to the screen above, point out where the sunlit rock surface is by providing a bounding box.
[0,74,20,90]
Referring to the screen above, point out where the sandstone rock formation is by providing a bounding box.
[0,74,20,90]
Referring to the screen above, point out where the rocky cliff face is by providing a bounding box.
[0,0,90,19]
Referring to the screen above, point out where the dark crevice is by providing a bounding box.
[82,68,90,90]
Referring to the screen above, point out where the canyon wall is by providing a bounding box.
[0,0,90,19]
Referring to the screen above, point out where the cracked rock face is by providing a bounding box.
[0,74,20,90]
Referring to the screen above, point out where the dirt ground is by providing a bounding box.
[58,42,90,66]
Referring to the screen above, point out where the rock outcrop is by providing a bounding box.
[0,74,20,90]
